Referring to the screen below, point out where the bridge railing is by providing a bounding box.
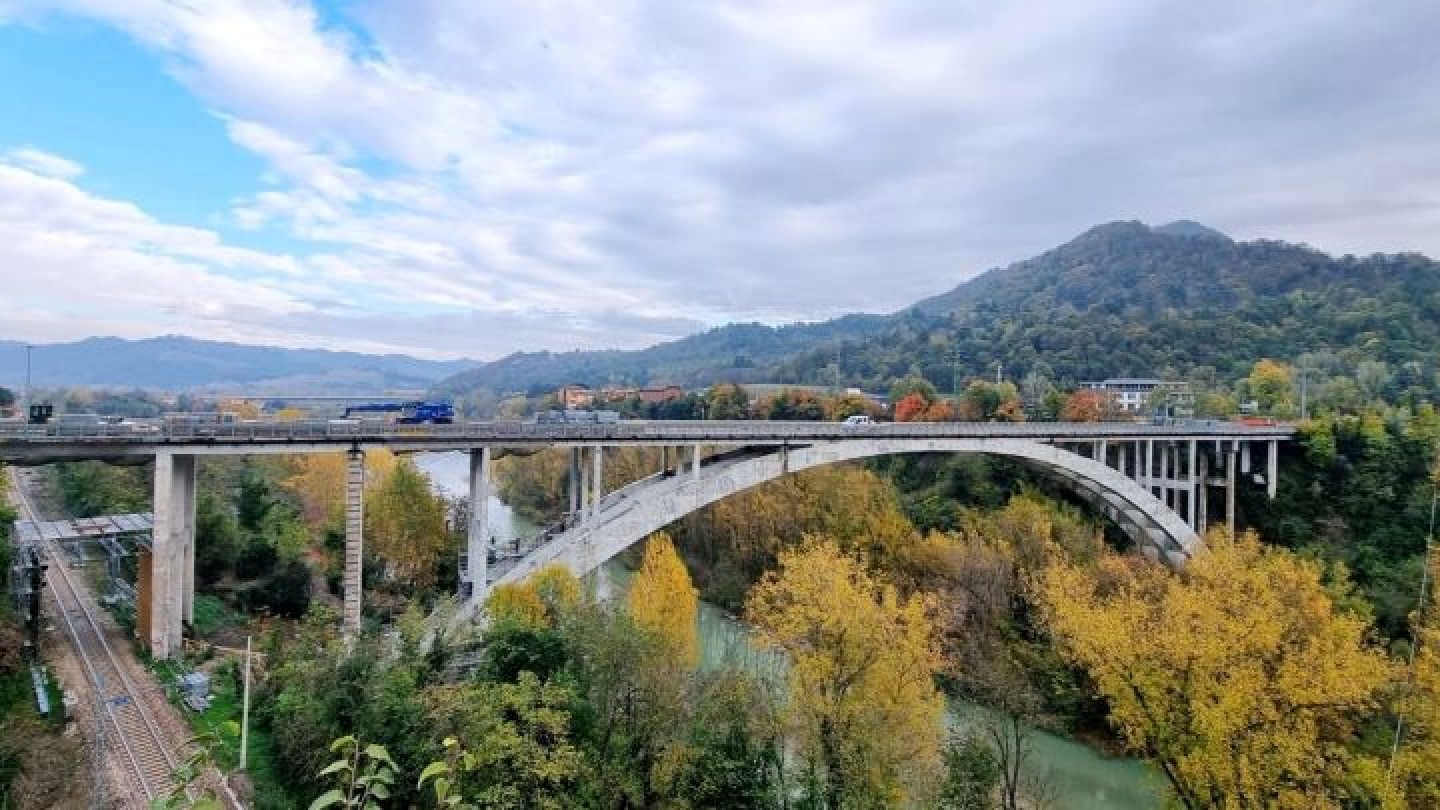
[0,418,1295,446]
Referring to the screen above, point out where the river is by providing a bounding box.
[413,451,1164,808]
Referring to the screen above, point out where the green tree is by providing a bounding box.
[420,674,584,809]
[706,383,752,420]
[194,493,240,584]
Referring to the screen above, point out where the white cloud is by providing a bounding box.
[3,0,1440,358]
[6,147,84,179]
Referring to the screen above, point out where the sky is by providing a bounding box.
[1,1,1438,360]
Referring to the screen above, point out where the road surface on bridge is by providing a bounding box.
[0,418,1294,463]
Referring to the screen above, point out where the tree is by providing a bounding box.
[957,380,1020,422]
[194,493,240,584]
[1059,389,1107,422]
[895,392,930,423]
[707,384,752,420]
[890,375,938,408]
[939,734,1000,810]
[419,674,584,809]
[1392,487,1440,805]
[364,460,449,590]
[1248,358,1295,414]
[746,538,944,808]
[627,532,700,669]
[1036,530,1394,808]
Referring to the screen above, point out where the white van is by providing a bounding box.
[842,415,873,426]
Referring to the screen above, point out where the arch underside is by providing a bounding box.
[494,438,1200,590]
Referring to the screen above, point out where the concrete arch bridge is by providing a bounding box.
[0,419,1291,654]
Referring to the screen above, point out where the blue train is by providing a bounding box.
[343,401,455,424]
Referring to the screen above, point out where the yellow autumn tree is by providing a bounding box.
[746,537,944,808]
[484,564,585,629]
[364,459,449,589]
[1037,529,1394,808]
[284,450,396,528]
[1391,466,1440,806]
[627,532,700,669]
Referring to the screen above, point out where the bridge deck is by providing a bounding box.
[0,419,1293,462]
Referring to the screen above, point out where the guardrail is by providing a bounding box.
[0,418,1295,448]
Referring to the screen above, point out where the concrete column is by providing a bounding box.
[660,445,669,475]
[148,452,195,658]
[1226,445,1238,538]
[591,444,603,519]
[1143,440,1152,494]
[343,449,364,638]
[579,447,591,524]
[1161,444,1171,508]
[467,447,491,603]
[568,447,580,517]
[1241,442,1252,474]
[1093,440,1103,462]
[1267,440,1278,499]
[692,444,702,478]
[1197,451,1209,535]
[1188,439,1198,530]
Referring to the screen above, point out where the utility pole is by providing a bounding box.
[23,343,32,419]
[240,635,252,770]
[995,362,1003,385]
[1298,366,1311,420]
[952,344,961,396]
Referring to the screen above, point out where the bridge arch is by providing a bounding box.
[494,438,1199,590]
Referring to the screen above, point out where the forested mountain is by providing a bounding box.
[432,314,897,397]
[438,220,1440,405]
[0,336,474,392]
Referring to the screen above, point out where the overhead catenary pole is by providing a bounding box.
[240,635,252,770]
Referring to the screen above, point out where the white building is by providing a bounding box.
[1079,378,1193,414]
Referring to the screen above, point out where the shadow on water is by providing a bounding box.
[415,451,1164,810]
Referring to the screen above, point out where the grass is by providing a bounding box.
[151,654,290,806]
[192,594,242,638]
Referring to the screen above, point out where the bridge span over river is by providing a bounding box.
[0,419,1293,657]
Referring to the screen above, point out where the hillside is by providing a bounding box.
[438,220,1440,404]
[431,314,898,397]
[0,336,474,392]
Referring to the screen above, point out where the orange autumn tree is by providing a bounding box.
[894,392,929,422]
[1036,530,1394,808]
[1059,389,1108,422]
[747,538,944,808]
[627,532,700,668]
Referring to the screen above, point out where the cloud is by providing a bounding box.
[3,0,1440,358]
[6,147,84,179]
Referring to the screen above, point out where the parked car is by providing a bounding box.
[842,415,874,426]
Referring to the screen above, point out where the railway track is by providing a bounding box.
[9,469,190,805]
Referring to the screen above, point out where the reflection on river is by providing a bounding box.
[414,451,1163,809]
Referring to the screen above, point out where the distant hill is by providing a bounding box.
[438,220,1440,404]
[0,335,475,392]
[432,315,898,398]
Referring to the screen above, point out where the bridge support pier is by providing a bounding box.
[144,452,195,659]
[591,446,603,519]
[343,449,364,638]
[568,448,580,519]
[467,447,491,606]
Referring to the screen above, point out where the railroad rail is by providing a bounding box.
[9,470,189,804]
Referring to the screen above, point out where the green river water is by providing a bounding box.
[416,452,1164,809]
